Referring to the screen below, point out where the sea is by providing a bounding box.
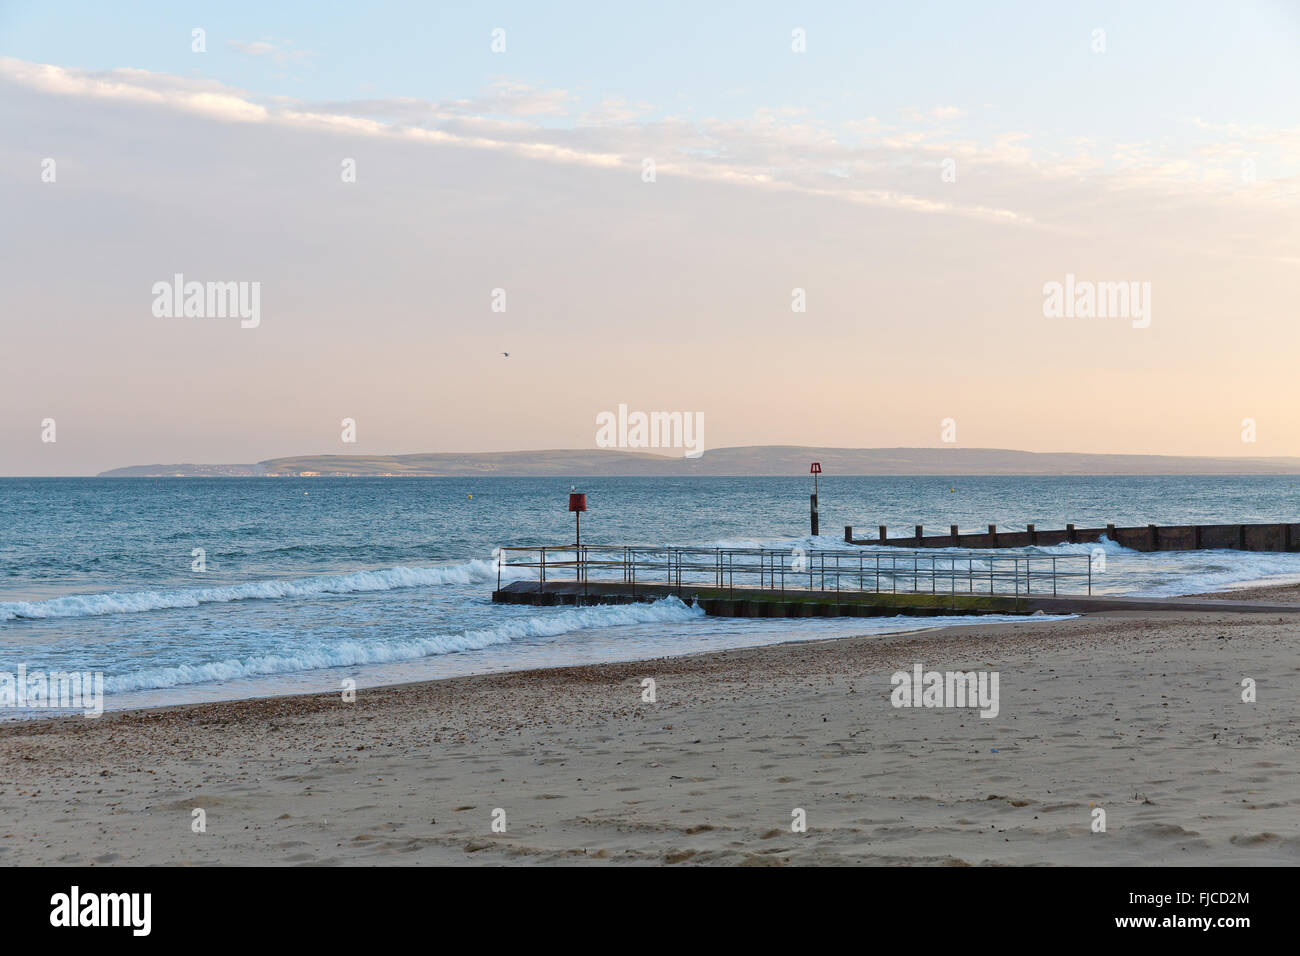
[4,475,1300,717]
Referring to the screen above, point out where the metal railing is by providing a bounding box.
[495,545,1092,598]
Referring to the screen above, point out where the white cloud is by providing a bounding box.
[228,38,315,65]
[2,55,1295,232]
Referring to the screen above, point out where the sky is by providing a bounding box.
[2,0,1298,475]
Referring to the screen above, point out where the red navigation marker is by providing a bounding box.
[810,462,821,474]
[569,489,587,553]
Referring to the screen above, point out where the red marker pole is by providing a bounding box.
[569,491,588,580]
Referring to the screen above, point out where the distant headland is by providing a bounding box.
[95,447,1300,477]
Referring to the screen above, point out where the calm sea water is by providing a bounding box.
[4,476,1300,715]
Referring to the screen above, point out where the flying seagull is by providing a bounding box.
[501,352,509,357]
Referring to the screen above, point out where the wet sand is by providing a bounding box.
[2,594,1297,865]
[1197,582,1300,603]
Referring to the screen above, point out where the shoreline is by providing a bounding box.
[2,594,1297,865]
[3,611,1059,725]
[7,576,1300,723]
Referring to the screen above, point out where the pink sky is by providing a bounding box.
[2,53,1298,475]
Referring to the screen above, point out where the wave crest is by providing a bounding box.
[104,597,704,693]
[0,559,534,622]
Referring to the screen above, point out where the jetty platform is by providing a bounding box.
[490,545,1300,618]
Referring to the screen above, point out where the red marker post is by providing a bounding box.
[569,490,587,547]
[569,490,588,591]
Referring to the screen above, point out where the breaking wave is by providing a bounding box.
[0,559,534,622]
[102,596,704,693]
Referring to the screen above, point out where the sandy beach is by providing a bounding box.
[2,591,1297,867]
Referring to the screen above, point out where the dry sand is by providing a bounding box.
[2,599,1297,866]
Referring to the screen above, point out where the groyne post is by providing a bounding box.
[809,462,821,536]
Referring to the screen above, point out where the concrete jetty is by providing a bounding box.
[492,579,1300,617]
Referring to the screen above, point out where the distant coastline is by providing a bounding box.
[93,446,1300,478]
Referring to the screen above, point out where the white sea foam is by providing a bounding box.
[102,596,704,693]
[1028,536,1133,555]
[0,559,535,622]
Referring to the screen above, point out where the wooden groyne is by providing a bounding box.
[845,522,1300,552]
